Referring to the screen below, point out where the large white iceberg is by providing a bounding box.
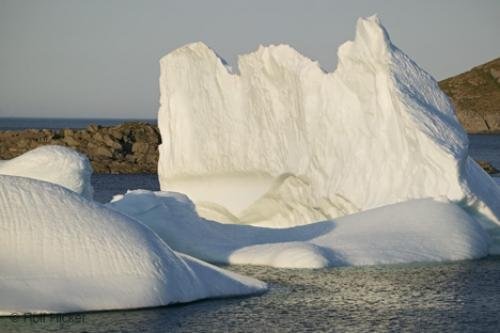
[157,15,500,231]
[0,145,93,199]
[0,175,266,315]
[108,190,490,269]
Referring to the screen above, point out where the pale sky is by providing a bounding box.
[0,0,499,119]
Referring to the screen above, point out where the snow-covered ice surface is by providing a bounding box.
[0,145,93,199]
[108,190,490,269]
[0,175,266,315]
[157,15,500,234]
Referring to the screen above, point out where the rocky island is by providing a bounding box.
[0,122,160,173]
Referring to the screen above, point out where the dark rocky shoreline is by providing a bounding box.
[0,122,160,173]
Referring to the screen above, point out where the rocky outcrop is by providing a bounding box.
[477,160,499,175]
[0,123,160,173]
[439,57,500,133]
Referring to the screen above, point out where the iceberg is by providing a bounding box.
[157,15,500,230]
[108,190,490,269]
[0,175,266,315]
[0,145,93,199]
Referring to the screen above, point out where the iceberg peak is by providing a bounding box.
[161,41,229,70]
[355,15,391,55]
[337,15,392,69]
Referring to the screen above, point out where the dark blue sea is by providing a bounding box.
[1,119,500,332]
[0,117,156,130]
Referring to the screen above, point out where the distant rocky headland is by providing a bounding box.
[439,57,500,133]
[0,122,160,173]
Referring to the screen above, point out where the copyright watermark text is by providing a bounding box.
[9,312,85,326]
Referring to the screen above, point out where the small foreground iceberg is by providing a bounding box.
[0,145,93,199]
[157,16,500,229]
[108,190,490,269]
[0,175,266,315]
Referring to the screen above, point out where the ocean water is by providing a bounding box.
[0,117,156,130]
[91,173,160,203]
[469,134,500,169]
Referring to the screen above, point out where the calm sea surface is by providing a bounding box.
[1,119,500,332]
[469,134,500,169]
[0,117,156,130]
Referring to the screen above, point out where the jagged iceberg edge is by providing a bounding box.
[157,15,500,230]
[108,190,490,269]
[0,145,94,199]
[0,175,266,315]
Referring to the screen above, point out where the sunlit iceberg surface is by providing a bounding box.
[157,15,500,231]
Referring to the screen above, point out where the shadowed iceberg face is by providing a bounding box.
[108,190,491,269]
[157,15,500,228]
